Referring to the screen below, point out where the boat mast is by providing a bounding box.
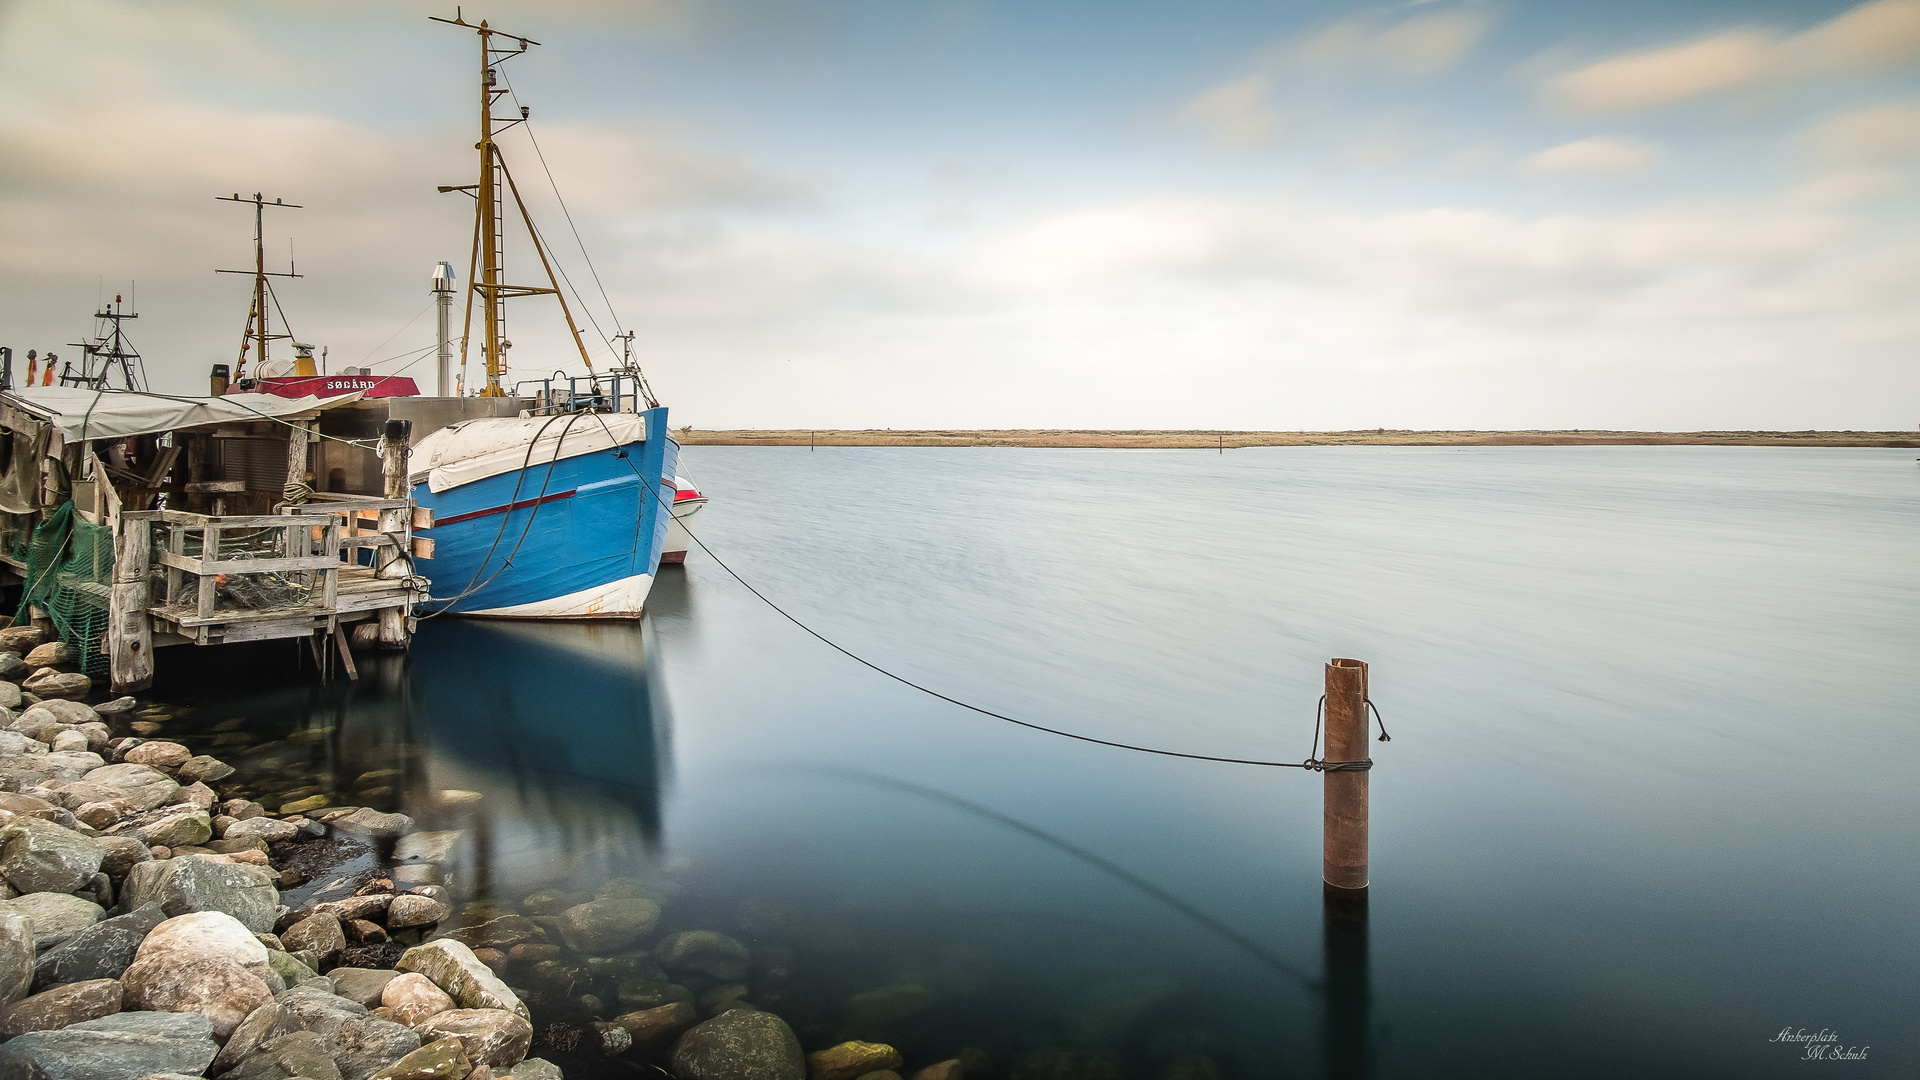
[215,192,302,380]
[432,9,600,398]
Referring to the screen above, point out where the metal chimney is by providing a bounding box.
[432,261,456,396]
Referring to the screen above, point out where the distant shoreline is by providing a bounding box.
[676,428,1920,449]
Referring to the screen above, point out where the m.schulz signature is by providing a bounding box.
[1771,1028,1868,1061]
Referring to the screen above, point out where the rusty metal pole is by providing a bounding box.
[1323,657,1369,890]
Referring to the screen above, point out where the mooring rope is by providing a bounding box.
[590,413,1393,772]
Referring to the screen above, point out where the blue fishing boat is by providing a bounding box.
[411,407,677,617]
[406,12,680,618]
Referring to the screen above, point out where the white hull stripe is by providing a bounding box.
[462,572,655,619]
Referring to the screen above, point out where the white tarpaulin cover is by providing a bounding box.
[411,411,647,493]
[2,387,362,442]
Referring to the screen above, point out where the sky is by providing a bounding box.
[2,0,1918,430]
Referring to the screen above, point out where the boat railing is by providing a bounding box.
[518,372,643,416]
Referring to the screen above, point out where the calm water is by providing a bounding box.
[154,446,1920,1079]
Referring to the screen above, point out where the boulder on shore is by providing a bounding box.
[0,1010,220,1080]
[117,854,280,933]
[33,902,166,991]
[121,951,273,1040]
[394,940,528,1019]
[0,978,123,1036]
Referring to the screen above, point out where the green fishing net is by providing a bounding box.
[14,502,113,676]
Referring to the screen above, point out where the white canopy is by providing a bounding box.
[411,411,647,494]
[2,387,361,443]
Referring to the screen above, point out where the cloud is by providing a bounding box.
[1521,136,1661,176]
[1288,9,1495,78]
[1547,0,1920,113]
[1176,75,1282,149]
[1788,168,1905,205]
[1805,99,1920,162]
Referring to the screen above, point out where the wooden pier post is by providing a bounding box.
[377,419,412,650]
[108,516,153,693]
[1323,657,1368,890]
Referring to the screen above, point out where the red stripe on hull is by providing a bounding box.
[658,550,689,564]
[431,488,578,527]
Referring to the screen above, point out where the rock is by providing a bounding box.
[76,800,135,830]
[21,671,89,700]
[614,1001,698,1049]
[504,1060,560,1080]
[391,865,439,887]
[267,983,367,1039]
[32,902,165,990]
[0,1010,218,1080]
[615,978,693,1012]
[594,1020,632,1057]
[0,916,31,1005]
[0,750,102,789]
[61,763,180,813]
[0,733,43,757]
[177,755,236,785]
[345,918,388,944]
[385,894,450,930]
[554,899,657,956]
[121,806,212,848]
[435,790,482,807]
[0,629,47,655]
[332,967,403,1008]
[226,1029,342,1080]
[0,816,103,893]
[49,730,88,753]
[267,949,319,986]
[0,793,79,830]
[0,978,123,1036]
[278,794,331,815]
[328,1014,423,1080]
[809,1042,905,1080]
[911,1063,964,1080]
[210,1002,281,1075]
[0,892,102,950]
[394,941,527,1019]
[74,723,109,755]
[332,809,415,841]
[0,685,17,710]
[175,781,217,811]
[380,972,454,1026]
[283,911,347,959]
[517,890,583,917]
[21,643,74,670]
[859,1073,903,1080]
[122,952,273,1040]
[136,909,270,968]
[654,930,749,981]
[412,1010,532,1070]
[670,1010,804,1080]
[92,697,138,717]
[224,799,266,821]
[281,894,391,929]
[117,853,280,932]
[224,816,300,844]
[120,741,190,770]
[444,915,542,949]
[393,831,461,864]
[367,1036,470,1080]
[92,835,152,880]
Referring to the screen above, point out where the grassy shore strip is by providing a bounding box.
[677,428,1920,449]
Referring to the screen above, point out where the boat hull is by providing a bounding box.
[413,407,677,619]
[661,495,706,564]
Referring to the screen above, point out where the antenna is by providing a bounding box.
[215,192,303,379]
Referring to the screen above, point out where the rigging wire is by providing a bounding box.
[499,70,626,346]
[354,301,436,369]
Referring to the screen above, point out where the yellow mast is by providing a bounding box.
[431,10,598,398]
